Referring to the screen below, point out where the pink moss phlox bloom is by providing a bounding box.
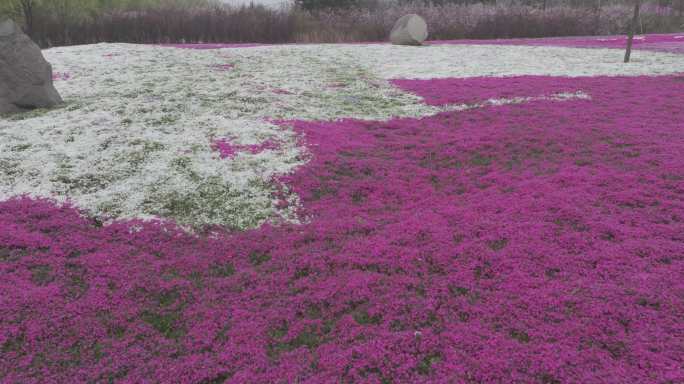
[430,33,684,54]
[2,75,684,383]
[212,138,238,158]
[272,88,294,95]
[212,138,281,159]
[51,72,70,81]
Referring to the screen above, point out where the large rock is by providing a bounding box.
[390,14,428,46]
[0,19,62,114]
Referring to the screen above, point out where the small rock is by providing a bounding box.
[390,14,428,46]
[0,19,63,114]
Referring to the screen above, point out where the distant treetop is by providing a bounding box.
[294,0,362,11]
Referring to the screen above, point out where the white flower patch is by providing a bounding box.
[1,43,682,229]
[328,43,684,80]
[0,43,437,229]
[439,91,591,112]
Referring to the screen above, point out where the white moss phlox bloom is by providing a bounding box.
[1,43,682,228]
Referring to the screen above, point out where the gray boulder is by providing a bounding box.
[390,14,428,46]
[0,19,62,114]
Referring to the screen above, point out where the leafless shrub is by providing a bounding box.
[26,1,684,48]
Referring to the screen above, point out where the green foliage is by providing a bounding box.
[1,0,214,26]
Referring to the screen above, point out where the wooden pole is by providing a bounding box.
[624,0,641,63]
[596,0,602,35]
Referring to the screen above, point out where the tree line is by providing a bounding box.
[1,0,682,47]
[0,0,213,37]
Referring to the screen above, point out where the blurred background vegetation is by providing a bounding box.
[1,0,682,47]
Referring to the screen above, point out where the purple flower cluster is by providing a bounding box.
[212,138,281,159]
[1,74,683,383]
[51,72,71,81]
[272,88,294,95]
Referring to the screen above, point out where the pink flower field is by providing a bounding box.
[1,38,684,383]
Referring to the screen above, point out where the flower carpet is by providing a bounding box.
[1,35,683,383]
